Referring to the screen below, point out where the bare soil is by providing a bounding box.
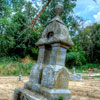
[0,76,100,100]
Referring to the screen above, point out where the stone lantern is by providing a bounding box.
[14,3,74,100]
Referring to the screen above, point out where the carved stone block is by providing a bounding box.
[41,65,69,89]
[13,88,47,100]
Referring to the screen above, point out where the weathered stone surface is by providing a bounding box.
[24,81,41,93]
[41,65,69,89]
[29,46,46,83]
[40,87,71,100]
[13,3,73,100]
[13,88,47,100]
[50,44,67,66]
[70,74,82,81]
[55,3,64,16]
[36,16,74,47]
[29,64,42,83]
[72,67,75,74]
[70,67,82,81]
[24,46,45,92]
[37,46,45,65]
[19,75,23,81]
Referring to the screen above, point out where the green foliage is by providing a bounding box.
[0,34,15,56]
[66,51,86,68]
[78,63,100,71]
[69,63,100,73]
[0,0,11,18]
[0,0,41,58]
[0,0,100,71]
[56,96,63,100]
[0,0,78,59]
[5,11,41,58]
[77,23,100,63]
[0,57,33,76]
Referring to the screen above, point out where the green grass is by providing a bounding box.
[0,57,34,76]
[56,97,63,100]
[69,63,100,73]
[83,76,100,79]
[0,57,100,76]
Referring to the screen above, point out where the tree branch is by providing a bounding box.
[30,0,51,29]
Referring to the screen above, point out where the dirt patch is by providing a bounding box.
[0,76,100,100]
[69,78,100,100]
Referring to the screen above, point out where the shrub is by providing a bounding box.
[66,51,86,68]
[0,57,33,76]
[0,34,15,57]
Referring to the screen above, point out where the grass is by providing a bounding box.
[56,97,63,100]
[0,56,35,76]
[0,57,100,76]
[83,76,100,79]
[69,63,100,73]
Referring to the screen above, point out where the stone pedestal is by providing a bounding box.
[70,73,82,81]
[24,64,71,100]
[13,88,47,100]
[70,67,82,81]
[41,65,69,89]
[40,87,71,100]
[40,65,71,100]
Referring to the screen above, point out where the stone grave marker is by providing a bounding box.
[72,67,75,74]
[13,3,74,100]
[70,67,82,81]
[19,75,23,81]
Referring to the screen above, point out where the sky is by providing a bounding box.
[74,0,100,27]
[26,0,100,27]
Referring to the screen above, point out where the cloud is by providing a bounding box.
[87,5,95,11]
[83,20,93,28]
[93,12,100,23]
[74,0,100,22]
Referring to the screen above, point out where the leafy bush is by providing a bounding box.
[0,57,33,76]
[66,51,86,68]
[78,63,100,70]
[0,34,15,57]
[56,96,63,100]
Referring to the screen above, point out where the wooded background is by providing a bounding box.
[0,0,100,69]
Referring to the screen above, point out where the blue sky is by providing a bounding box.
[74,0,100,26]
[27,0,100,26]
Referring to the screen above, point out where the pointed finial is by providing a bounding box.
[55,3,64,16]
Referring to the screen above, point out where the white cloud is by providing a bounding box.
[83,20,93,28]
[26,0,32,2]
[87,5,95,11]
[93,12,100,23]
[74,0,100,22]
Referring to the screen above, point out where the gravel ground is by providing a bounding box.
[0,76,100,100]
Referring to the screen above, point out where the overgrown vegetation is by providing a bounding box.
[0,0,100,75]
[0,57,34,76]
[56,96,63,100]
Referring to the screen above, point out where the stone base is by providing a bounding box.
[24,82,71,100]
[13,87,47,100]
[70,74,82,81]
[24,81,41,93]
[40,87,72,100]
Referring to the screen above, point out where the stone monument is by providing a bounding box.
[72,67,75,74]
[70,67,82,81]
[19,75,23,81]
[13,3,74,100]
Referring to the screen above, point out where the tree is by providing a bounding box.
[75,23,100,63]
[0,0,78,59]
[40,0,77,25]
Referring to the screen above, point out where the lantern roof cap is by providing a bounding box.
[36,3,74,48]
